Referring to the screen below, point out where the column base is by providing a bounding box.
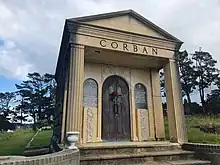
[96,137,102,142]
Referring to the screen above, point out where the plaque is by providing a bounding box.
[134,83,147,109]
[83,79,98,107]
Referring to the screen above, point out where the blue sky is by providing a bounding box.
[0,75,21,92]
[0,0,220,103]
[0,38,20,92]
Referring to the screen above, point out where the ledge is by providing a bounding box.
[182,143,220,153]
[0,149,79,165]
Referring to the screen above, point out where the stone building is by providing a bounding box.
[54,9,187,145]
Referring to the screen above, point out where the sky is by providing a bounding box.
[0,0,220,102]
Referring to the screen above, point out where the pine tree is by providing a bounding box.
[177,51,197,104]
[15,72,56,129]
[192,50,219,112]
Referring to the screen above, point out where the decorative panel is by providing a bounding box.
[86,107,93,142]
[134,83,147,109]
[136,109,149,141]
[83,107,97,143]
[101,64,131,87]
[83,79,98,107]
[139,109,149,140]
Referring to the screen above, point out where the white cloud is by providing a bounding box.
[0,0,220,98]
[0,40,33,79]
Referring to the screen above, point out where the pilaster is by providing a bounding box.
[97,83,102,142]
[151,69,165,139]
[130,88,138,141]
[148,74,156,140]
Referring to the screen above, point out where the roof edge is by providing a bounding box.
[68,9,183,43]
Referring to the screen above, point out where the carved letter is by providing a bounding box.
[123,43,128,51]
[111,42,118,49]
[152,48,158,55]
[133,45,138,52]
[142,46,148,54]
[100,39,106,47]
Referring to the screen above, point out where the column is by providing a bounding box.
[164,59,187,143]
[130,88,138,141]
[97,83,102,142]
[66,44,85,139]
[148,75,156,140]
[66,47,73,132]
[61,77,68,142]
[151,69,165,139]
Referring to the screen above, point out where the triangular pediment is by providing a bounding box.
[69,10,181,42]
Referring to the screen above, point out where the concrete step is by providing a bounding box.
[166,160,211,165]
[79,141,181,156]
[81,159,210,165]
[80,150,197,165]
[81,150,195,160]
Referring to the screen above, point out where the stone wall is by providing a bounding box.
[0,149,79,165]
[182,143,220,165]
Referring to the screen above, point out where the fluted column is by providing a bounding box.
[61,75,68,142]
[66,44,84,139]
[164,59,187,143]
[66,47,73,133]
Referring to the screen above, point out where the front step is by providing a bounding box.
[80,141,181,156]
[166,160,211,165]
[79,142,211,165]
[81,150,195,161]
[81,150,196,165]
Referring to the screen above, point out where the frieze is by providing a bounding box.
[100,39,158,55]
[101,64,131,87]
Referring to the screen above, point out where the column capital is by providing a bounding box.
[69,43,84,49]
[169,59,175,63]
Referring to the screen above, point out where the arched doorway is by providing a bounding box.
[102,75,131,141]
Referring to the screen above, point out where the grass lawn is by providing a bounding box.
[29,129,53,147]
[0,129,35,156]
[1,115,220,156]
[165,115,220,144]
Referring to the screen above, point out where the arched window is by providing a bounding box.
[134,83,147,109]
[83,78,98,107]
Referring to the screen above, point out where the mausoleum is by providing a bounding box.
[54,10,187,145]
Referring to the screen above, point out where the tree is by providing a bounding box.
[205,89,220,114]
[41,73,56,124]
[177,51,197,104]
[15,72,56,129]
[0,92,15,131]
[0,92,15,112]
[14,91,31,125]
[160,51,196,113]
[159,70,166,97]
[192,50,219,112]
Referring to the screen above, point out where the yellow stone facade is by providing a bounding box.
[55,10,187,145]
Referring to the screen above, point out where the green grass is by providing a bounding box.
[0,129,35,156]
[165,115,220,144]
[29,130,52,147]
[1,115,220,156]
